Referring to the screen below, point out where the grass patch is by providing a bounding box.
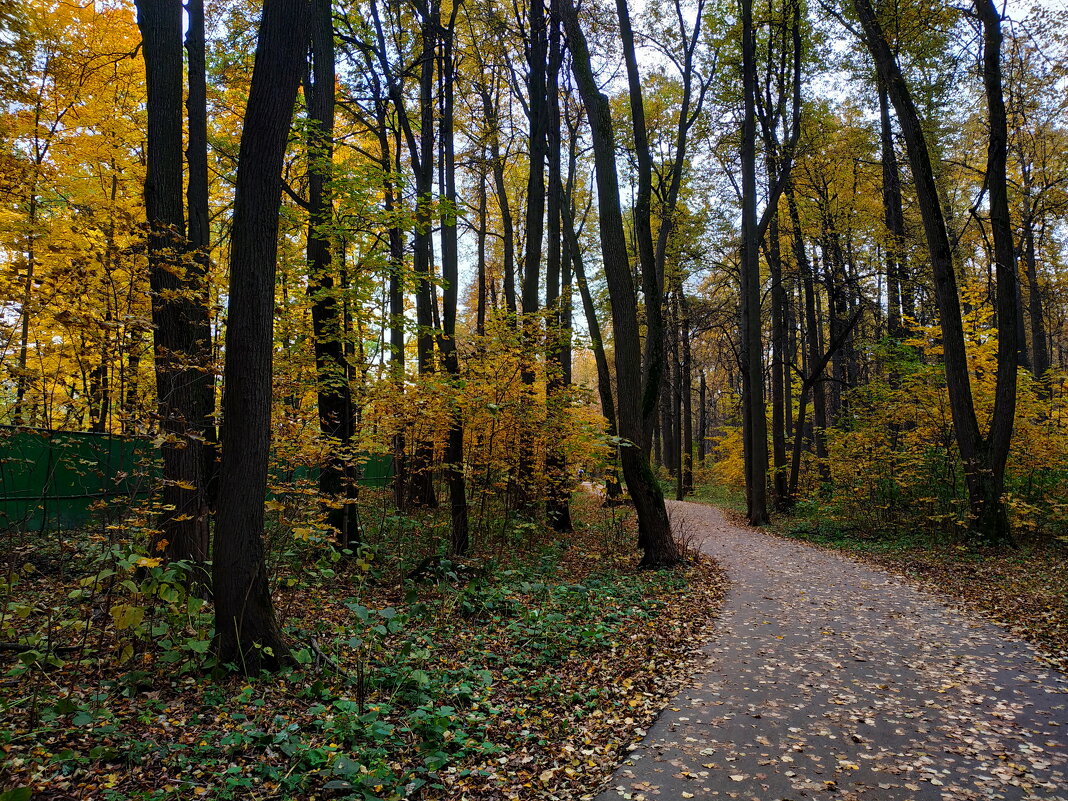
[686,479,748,515]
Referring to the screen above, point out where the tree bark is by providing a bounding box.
[135,0,214,570]
[740,0,770,525]
[544,0,573,531]
[561,0,678,566]
[436,9,470,554]
[852,0,1016,543]
[213,0,310,672]
[306,0,358,548]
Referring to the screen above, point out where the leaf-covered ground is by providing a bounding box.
[598,501,1068,801]
[0,494,727,800]
[772,519,1068,672]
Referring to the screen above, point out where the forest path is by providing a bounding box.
[596,501,1068,801]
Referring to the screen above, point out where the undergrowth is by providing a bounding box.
[0,491,727,800]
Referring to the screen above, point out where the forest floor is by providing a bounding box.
[596,500,1068,801]
[0,493,728,800]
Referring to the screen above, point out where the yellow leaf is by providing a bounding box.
[111,603,144,631]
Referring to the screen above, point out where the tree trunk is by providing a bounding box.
[561,0,678,567]
[1020,178,1049,380]
[544,1,573,532]
[306,0,358,548]
[852,0,1016,544]
[476,161,488,338]
[408,1,438,509]
[697,372,707,467]
[767,210,790,508]
[679,293,694,494]
[135,0,213,570]
[437,10,470,555]
[740,0,770,525]
[973,0,1018,542]
[185,0,219,509]
[878,81,907,340]
[213,0,309,672]
[517,0,548,511]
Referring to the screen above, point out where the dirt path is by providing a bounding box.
[597,501,1068,801]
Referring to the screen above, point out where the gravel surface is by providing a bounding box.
[597,501,1068,801]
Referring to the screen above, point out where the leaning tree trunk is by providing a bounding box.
[852,0,1016,544]
[213,0,310,673]
[561,0,678,567]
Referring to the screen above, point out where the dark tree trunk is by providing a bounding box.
[185,0,219,509]
[213,0,310,672]
[615,0,663,448]
[697,371,707,467]
[437,10,470,555]
[660,352,677,479]
[544,1,573,532]
[135,0,213,570]
[306,0,358,548]
[1020,181,1049,380]
[517,0,548,510]
[383,119,407,511]
[973,0,1019,541]
[852,0,1016,544]
[679,293,694,494]
[767,210,790,508]
[561,0,678,567]
[481,84,518,319]
[476,161,488,338]
[740,0,770,525]
[408,1,439,509]
[878,81,907,340]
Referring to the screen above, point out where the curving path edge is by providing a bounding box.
[596,501,1068,801]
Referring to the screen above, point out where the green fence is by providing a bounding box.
[0,427,156,532]
[0,427,394,533]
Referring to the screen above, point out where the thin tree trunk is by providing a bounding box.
[740,0,770,525]
[437,10,469,555]
[185,0,218,509]
[679,292,694,494]
[878,81,906,340]
[697,371,707,467]
[306,0,358,548]
[476,161,488,338]
[545,1,572,532]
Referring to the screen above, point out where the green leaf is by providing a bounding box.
[0,788,32,801]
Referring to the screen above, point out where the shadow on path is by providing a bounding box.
[597,501,1067,801]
